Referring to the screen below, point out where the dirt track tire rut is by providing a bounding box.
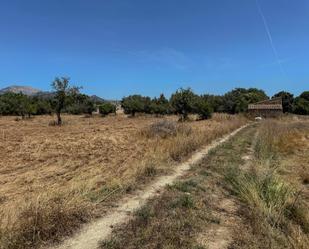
[48,125,249,249]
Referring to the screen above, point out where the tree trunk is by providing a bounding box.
[56,112,62,125]
[180,112,188,122]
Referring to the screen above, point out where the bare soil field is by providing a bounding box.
[0,113,247,249]
[0,114,155,206]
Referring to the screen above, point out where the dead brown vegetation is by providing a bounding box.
[100,118,309,249]
[229,119,309,249]
[0,113,247,249]
[0,192,91,249]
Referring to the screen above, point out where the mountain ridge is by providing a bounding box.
[0,85,41,95]
[0,85,115,103]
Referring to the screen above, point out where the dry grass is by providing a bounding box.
[99,123,254,249]
[100,179,213,249]
[0,113,247,249]
[0,192,92,249]
[99,119,309,249]
[228,119,309,249]
[140,119,179,138]
[255,119,309,158]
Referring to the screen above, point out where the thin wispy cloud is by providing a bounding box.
[260,57,292,68]
[255,0,288,78]
[130,48,192,70]
[202,57,239,72]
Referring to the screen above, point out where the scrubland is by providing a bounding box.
[229,118,309,249]
[0,113,246,249]
[101,117,309,249]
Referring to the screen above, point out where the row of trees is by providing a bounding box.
[0,77,308,124]
[0,77,119,124]
[121,88,270,120]
[254,90,308,115]
[121,88,309,119]
[120,88,268,120]
[292,91,309,115]
[0,77,99,124]
[0,92,52,117]
[121,90,213,121]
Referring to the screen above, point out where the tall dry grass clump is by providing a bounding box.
[0,191,92,249]
[166,114,246,161]
[255,119,309,161]
[141,120,179,139]
[227,119,309,249]
[226,168,309,248]
[135,114,247,179]
[225,168,295,227]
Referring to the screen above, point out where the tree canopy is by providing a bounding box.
[272,91,294,113]
[170,88,197,121]
[99,102,116,116]
[121,95,149,116]
[223,88,268,114]
[293,91,309,115]
[0,82,308,119]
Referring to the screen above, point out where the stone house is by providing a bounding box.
[248,97,283,118]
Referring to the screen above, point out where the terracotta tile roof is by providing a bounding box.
[248,104,283,110]
[253,97,282,105]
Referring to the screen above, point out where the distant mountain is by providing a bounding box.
[0,85,41,96]
[90,95,105,103]
[0,85,113,103]
[89,95,120,104]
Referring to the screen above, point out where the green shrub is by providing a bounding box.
[149,94,170,115]
[272,91,294,113]
[223,88,268,114]
[170,88,197,121]
[121,95,149,116]
[0,92,38,118]
[66,94,95,115]
[299,91,309,101]
[193,97,213,120]
[293,96,309,115]
[99,102,116,116]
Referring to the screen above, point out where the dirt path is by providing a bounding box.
[197,196,241,249]
[197,126,257,249]
[48,125,249,249]
[241,128,258,168]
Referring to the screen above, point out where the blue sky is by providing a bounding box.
[0,0,308,99]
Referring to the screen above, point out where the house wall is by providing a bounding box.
[248,109,283,118]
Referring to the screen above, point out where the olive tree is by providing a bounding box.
[51,77,79,125]
[293,91,309,115]
[121,95,146,117]
[272,91,294,113]
[99,102,116,116]
[193,96,213,120]
[150,94,170,116]
[170,88,196,121]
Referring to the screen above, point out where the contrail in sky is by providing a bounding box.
[255,0,287,78]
